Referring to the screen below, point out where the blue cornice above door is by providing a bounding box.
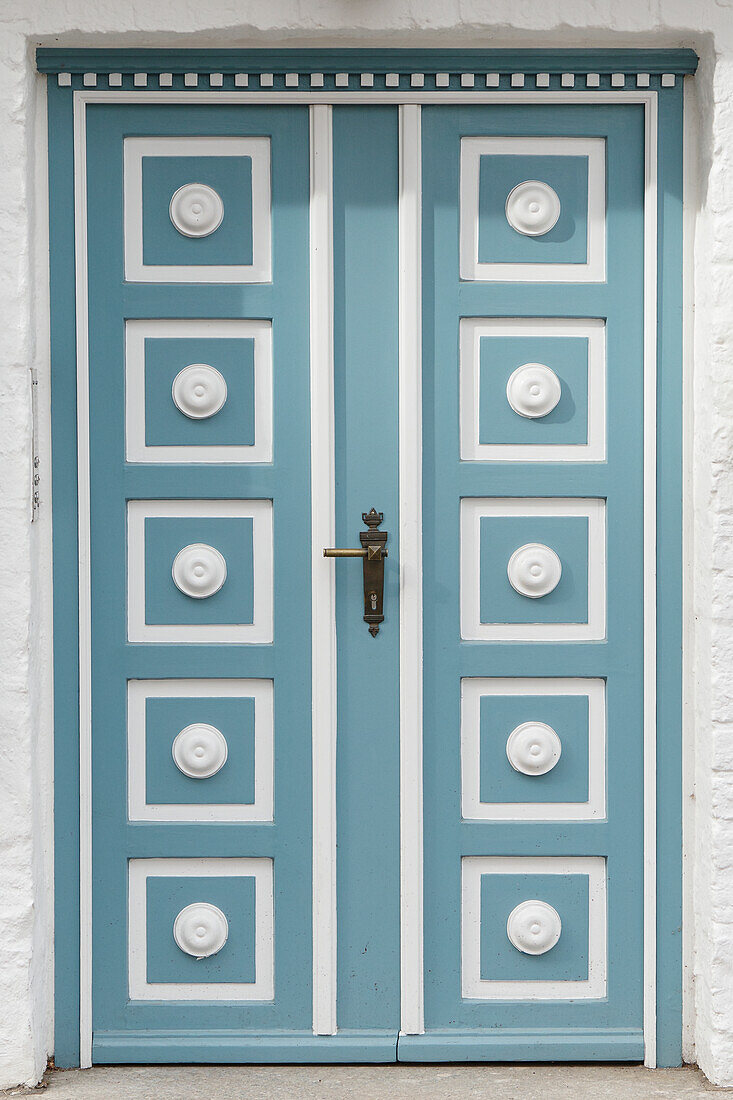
[36,47,698,91]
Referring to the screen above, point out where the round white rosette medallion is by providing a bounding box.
[506,721,562,776]
[173,902,229,959]
[172,543,227,599]
[172,363,228,420]
[506,900,562,956]
[507,543,562,598]
[172,723,228,779]
[505,179,561,236]
[169,182,224,238]
[506,362,561,419]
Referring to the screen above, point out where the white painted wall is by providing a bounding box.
[0,0,731,1088]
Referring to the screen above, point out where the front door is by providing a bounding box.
[46,52,688,1067]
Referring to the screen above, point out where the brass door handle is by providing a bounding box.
[323,508,388,636]
[323,547,387,559]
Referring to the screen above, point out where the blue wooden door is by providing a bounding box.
[50,70,683,1066]
[81,100,401,1062]
[85,104,317,1057]
[402,102,647,1060]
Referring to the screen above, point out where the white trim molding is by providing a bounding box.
[461,677,606,822]
[460,497,607,643]
[641,80,659,1070]
[125,318,273,464]
[461,856,607,1001]
[123,135,271,283]
[398,103,424,1038]
[309,103,338,1038]
[128,857,274,1001]
[127,678,274,823]
[460,135,606,282]
[126,499,274,645]
[70,85,660,1067]
[460,316,606,463]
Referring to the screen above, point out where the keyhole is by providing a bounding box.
[370,592,377,611]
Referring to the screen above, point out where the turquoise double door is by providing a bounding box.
[79,96,648,1062]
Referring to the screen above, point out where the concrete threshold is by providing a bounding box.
[1,1063,729,1099]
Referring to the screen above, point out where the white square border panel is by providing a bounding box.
[461,855,607,1001]
[127,678,274,822]
[125,318,273,464]
[461,677,606,821]
[459,317,606,462]
[459,136,606,282]
[127,499,274,643]
[460,497,607,642]
[128,857,274,1001]
[123,135,272,283]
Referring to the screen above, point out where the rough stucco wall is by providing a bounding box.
[0,0,730,1088]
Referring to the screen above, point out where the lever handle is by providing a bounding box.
[323,547,387,559]
[322,508,388,636]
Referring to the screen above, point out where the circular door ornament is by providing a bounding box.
[172,543,227,599]
[172,723,228,779]
[173,902,229,959]
[506,363,561,419]
[172,364,228,420]
[506,900,562,955]
[506,721,562,776]
[505,180,561,236]
[169,182,224,237]
[507,543,562,599]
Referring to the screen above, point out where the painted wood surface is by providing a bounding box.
[47,66,684,1067]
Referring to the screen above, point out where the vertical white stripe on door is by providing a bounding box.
[642,86,659,1070]
[398,103,425,1037]
[73,86,93,1069]
[309,103,338,1036]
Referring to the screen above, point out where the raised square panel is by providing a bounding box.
[462,855,606,1000]
[460,136,605,282]
[128,857,274,1000]
[460,318,606,462]
[461,677,606,820]
[124,136,271,283]
[127,500,273,643]
[128,679,273,822]
[460,498,606,642]
[125,318,272,463]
